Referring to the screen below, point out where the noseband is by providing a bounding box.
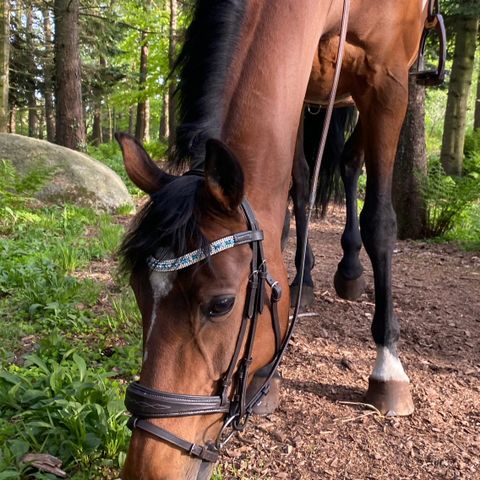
[125,197,286,463]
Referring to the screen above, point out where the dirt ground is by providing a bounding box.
[220,210,480,480]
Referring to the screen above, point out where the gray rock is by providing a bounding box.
[0,133,133,212]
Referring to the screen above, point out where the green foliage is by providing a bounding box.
[0,168,141,478]
[443,0,480,18]
[0,163,128,355]
[420,159,480,238]
[464,129,480,176]
[0,338,129,477]
[0,160,54,210]
[443,202,480,250]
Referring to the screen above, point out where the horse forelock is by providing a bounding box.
[120,175,208,274]
[170,0,248,169]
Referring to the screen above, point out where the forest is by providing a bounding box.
[0,0,479,242]
[0,1,479,479]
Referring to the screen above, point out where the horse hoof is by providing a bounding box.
[333,270,365,300]
[248,370,282,415]
[365,377,414,416]
[290,284,315,307]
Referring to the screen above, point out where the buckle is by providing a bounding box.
[424,15,438,29]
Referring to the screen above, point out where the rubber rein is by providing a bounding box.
[124,0,351,463]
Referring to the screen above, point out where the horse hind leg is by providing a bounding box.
[333,122,366,300]
[290,114,315,308]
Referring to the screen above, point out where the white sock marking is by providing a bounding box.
[371,346,410,383]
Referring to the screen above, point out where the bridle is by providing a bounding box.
[124,0,353,466]
[125,198,284,462]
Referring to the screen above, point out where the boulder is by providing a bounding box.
[0,133,133,212]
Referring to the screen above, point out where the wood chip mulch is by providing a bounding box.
[220,210,480,480]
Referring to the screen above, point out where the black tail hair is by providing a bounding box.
[303,105,357,216]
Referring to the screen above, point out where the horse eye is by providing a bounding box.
[202,296,235,318]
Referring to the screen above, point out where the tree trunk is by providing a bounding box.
[26,6,38,137]
[135,30,148,142]
[92,106,103,146]
[393,74,428,240]
[92,56,106,146]
[144,98,150,142]
[54,0,86,150]
[0,0,10,133]
[168,0,177,149]
[159,89,169,140]
[43,10,56,142]
[440,16,479,175]
[128,105,135,135]
[474,63,480,131]
[8,105,15,133]
[108,105,114,142]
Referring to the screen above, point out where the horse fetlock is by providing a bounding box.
[333,269,365,300]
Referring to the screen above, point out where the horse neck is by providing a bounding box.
[220,1,333,237]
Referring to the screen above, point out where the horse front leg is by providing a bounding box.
[334,121,366,300]
[356,84,414,416]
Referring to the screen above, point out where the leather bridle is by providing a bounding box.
[125,199,284,463]
[124,0,352,465]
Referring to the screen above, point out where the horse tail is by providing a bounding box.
[303,105,357,216]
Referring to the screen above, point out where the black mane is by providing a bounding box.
[120,176,208,273]
[121,1,247,273]
[171,0,247,168]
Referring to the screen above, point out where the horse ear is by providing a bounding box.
[204,139,245,211]
[115,133,174,194]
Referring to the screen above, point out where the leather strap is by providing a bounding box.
[125,382,230,418]
[128,417,220,463]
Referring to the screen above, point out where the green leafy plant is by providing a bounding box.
[420,159,480,238]
[0,341,129,477]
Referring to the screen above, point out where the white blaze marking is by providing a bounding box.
[143,269,176,362]
[371,346,410,383]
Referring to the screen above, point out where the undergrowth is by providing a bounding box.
[420,158,480,240]
[0,337,129,479]
[0,160,142,478]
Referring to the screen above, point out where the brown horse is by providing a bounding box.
[115,1,433,478]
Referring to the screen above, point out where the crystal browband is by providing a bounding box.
[147,230,264,272]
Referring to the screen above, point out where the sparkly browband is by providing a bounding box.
[147,230,264,272]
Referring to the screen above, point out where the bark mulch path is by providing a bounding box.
[220,210,480,480]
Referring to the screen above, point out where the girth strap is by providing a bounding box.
[127,417,220,463]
